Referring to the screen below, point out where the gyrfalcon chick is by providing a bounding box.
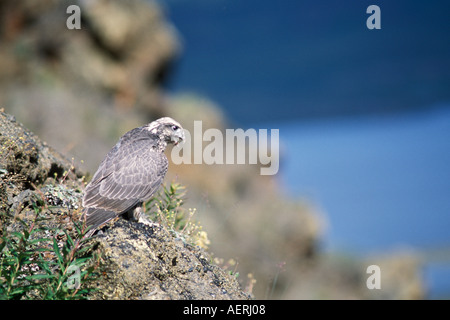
[82,117,184,235]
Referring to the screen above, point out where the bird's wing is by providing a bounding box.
[82,139,168,225]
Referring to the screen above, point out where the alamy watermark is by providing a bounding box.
[66,5,81,30]
[67,4,382,31]
[366,264,381,289]
[65,265,81,290]
[366,5,381,30]
[171,121,280,176]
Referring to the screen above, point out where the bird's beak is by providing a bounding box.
[173,130,185,146]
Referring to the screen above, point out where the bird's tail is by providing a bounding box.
[82,207,118,237]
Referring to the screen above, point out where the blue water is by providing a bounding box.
[276,107,450,298]
[162,0,450,124]
[158,0,450,298]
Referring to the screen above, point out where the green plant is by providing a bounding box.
[145,182,185,230]
[0,202,100,300]
[144,182,210,249]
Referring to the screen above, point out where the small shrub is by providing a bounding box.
[0,202,100,300]
[144,182,210,249]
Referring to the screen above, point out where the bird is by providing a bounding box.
[82,117,184,235]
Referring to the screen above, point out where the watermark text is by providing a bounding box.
[171,121,280,176]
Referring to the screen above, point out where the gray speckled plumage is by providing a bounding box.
[82,117,184,234]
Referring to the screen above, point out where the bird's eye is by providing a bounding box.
[171,125,179,131]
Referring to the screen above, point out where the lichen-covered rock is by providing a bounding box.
[0,110,84,243]
[88,219,251,300]
[0,111,79,184]
[0,110,84,236]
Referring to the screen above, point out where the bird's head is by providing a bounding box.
[146,117,185,147]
